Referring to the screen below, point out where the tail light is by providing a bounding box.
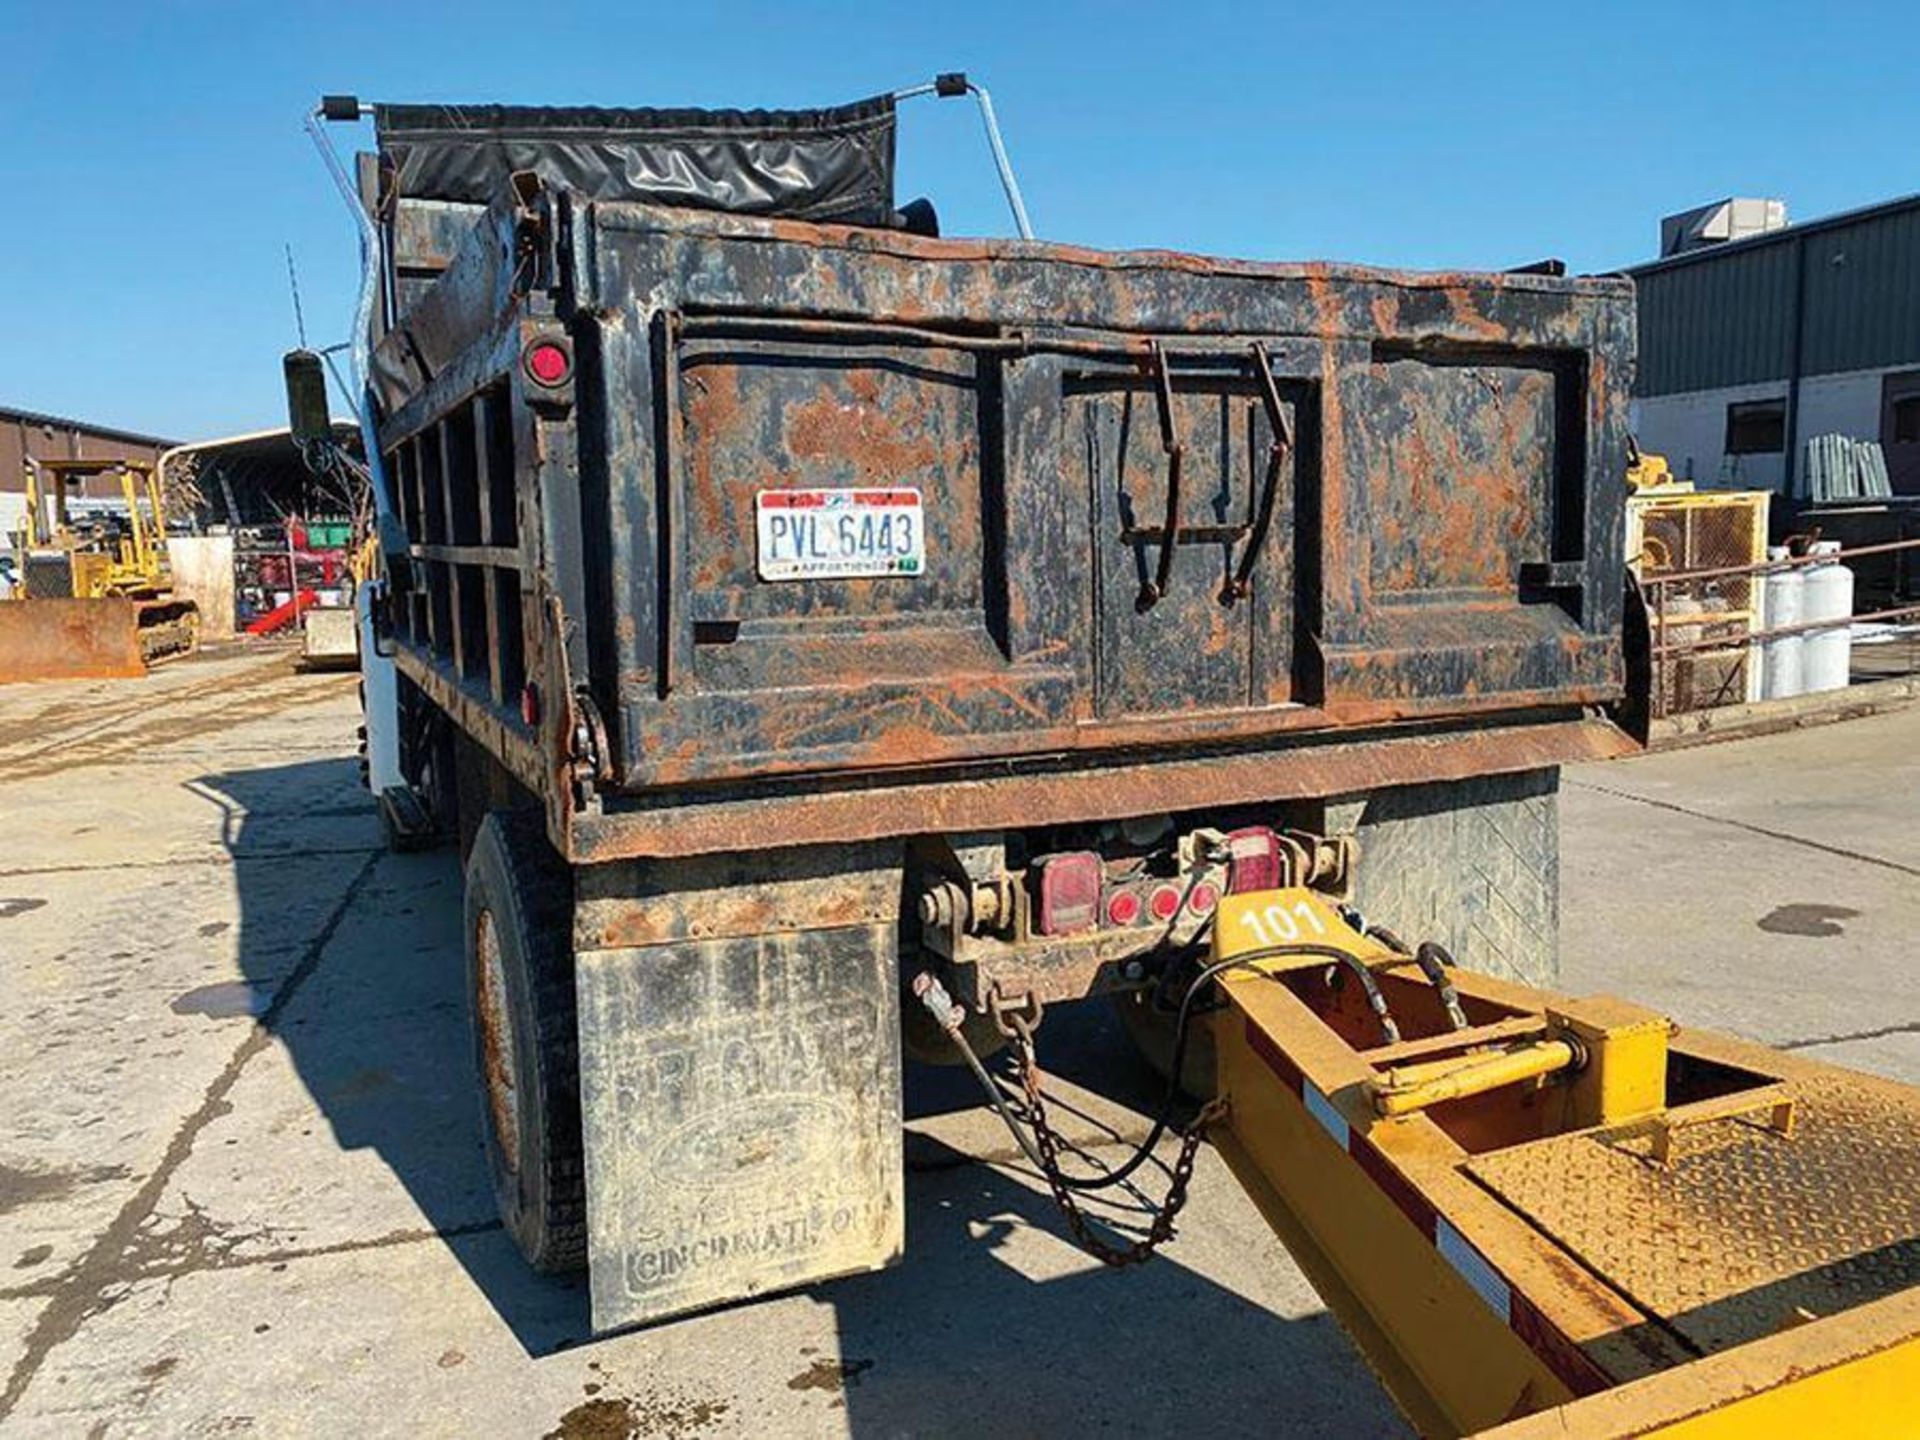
[1188,880,1219,915]
[1226,826,1283,894]
[1034,852,1101,935]
[523,338,572,387]
[1105,889,1143,927]
[1148,883,1183,922]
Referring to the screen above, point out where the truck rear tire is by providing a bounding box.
[463,812,588,1273]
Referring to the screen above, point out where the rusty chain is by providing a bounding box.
[1006,1011,1227,1267]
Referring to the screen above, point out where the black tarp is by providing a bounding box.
[374,96,896,224]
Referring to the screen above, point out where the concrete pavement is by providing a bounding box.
[0,651,1914,1436]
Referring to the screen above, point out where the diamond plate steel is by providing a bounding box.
[1468,1073,1920,1354]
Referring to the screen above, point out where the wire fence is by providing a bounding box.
[1641,537,1920,719]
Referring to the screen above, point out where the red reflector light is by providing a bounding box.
[1226,826,1283,894]
[520,682,541,728]
[1148,884,1182,922]
[1106,889,1142,927]
[1035,852,1101,935]
[1188,881,1219,915]
[524,339,571,387]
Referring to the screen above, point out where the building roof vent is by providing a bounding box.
[1659,197,1789,257]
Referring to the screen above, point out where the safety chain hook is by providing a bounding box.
[1006,1010,1226,1267]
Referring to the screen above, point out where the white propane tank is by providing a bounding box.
[1761,547,1804,700]
[1801,540,1855,694]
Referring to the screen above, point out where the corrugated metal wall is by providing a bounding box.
[1632,198,1920,397]
[1634,242,1795,396]
[1801,204,1920,377]
[0,411,174,496]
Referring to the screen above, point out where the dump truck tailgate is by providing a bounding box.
[372,202,1634,799]
[585,214,1630,788]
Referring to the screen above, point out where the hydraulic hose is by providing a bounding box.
[1412,941,1469,1031]
[1362,920,1468,1033]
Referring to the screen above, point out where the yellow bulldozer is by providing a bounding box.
[0,457,199,681]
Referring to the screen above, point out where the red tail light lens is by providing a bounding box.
[1188,881,1219,915]
[1034,852,1101,935]
[1148,884,1183,922]
[1225,826,1283,893]
[1106,889,1142,927]
[524,339,572,387]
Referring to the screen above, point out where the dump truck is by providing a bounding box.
[0,457,199,681]
[305,79,1920,1435]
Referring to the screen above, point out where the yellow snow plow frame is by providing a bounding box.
[1208,888,1920,1437]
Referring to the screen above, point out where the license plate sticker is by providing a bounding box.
[755,488,925,581]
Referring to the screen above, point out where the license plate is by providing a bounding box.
[755,488,925,581]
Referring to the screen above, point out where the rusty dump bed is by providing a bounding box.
[1209,891,1920,1436]
[370,189,1636,856]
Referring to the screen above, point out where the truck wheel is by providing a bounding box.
[463,812,587,1273]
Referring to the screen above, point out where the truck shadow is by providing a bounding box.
[205,757,1403,1432]
[203,757,591,1356]
[826,1144,1406,1437]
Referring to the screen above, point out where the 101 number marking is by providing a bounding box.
[1238,897,1329,947]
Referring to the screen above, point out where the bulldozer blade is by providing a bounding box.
[0,598,148,682]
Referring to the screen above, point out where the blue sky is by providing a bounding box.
[2,1,1914,440]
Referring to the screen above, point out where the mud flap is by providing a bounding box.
[574,923,904,1332]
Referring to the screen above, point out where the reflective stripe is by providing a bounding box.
[1304,1082,1350,1150]
[1436,1217,1511,1320]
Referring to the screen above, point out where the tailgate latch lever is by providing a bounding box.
[1226,341,1293,603]
[1133,342,1293,611]
[1136,340,1185,612]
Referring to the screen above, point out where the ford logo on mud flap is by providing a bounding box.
[650,1094,843,1193]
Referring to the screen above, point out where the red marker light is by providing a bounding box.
[520,682,541,728]
[1106,890,1142,927]
[1225,825,1283,894]
[524,340,571,387]
[1188,881,1219,915]
[1148,884,1182,922]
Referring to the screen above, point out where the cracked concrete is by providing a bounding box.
[0,649,1915,1436]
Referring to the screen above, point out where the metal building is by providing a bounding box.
[1627,193,1920,495]
[1,405,176,490]
[1,405,179,541]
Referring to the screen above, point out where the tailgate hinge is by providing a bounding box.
[568,688,613,797]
